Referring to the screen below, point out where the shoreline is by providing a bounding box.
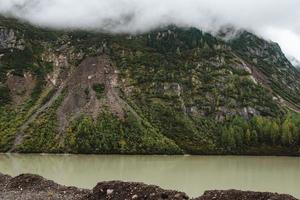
[1,152,300,157]
[0,173,298,200]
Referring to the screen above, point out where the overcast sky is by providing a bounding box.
[0,0,299,62]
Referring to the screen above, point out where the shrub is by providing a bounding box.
[92,83,105,99]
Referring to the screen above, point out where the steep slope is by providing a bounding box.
[230,31,300,111]
[0,16,300,155]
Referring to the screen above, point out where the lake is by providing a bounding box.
[0,154,299,198]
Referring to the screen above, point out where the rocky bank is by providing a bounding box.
[0,173,298,200]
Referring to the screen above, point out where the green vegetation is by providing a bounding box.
[219,114,300,154]
[92,83,105,99]
[230,31,300,107]
[66,110,182,154]
[0,84,10,106]
[17,90,67,153]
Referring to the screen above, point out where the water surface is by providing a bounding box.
[0,154,299,198]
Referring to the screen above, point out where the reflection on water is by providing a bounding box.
[0,154,300,198]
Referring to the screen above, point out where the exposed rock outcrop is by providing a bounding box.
[57,55,124,131]
[0,173,298,200]
[5,72,36,106]
[0,28,25,50]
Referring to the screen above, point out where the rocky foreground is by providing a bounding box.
[0,173,298,200]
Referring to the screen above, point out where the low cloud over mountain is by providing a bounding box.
[0,0,299,60]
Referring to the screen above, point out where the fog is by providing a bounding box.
[0,0,299,61]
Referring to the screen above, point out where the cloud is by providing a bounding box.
[0,0,299,61]
[262,27,300,61]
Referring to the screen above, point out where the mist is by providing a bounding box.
[0,0,300,61]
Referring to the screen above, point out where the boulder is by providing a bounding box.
[86,181,189,200]
[194,190,298,200]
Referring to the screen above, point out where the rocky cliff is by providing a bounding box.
[0,16,300,155]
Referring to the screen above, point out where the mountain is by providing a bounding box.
[0,16,300,155]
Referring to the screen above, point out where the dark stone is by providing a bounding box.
[194,190,298,200]
[0,173,298,200]
[86,181,189,200]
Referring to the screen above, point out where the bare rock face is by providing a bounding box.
[0,28,16,49]
[57,55,124,131]
[86,181,189,200]
[5,72,36,106]
[0,28,25,50]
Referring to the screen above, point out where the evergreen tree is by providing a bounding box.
[270,121,280,145]
[281,119,294,146]
[244,129,251,145]
[221,127,236,151]
[251,130,258,146]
